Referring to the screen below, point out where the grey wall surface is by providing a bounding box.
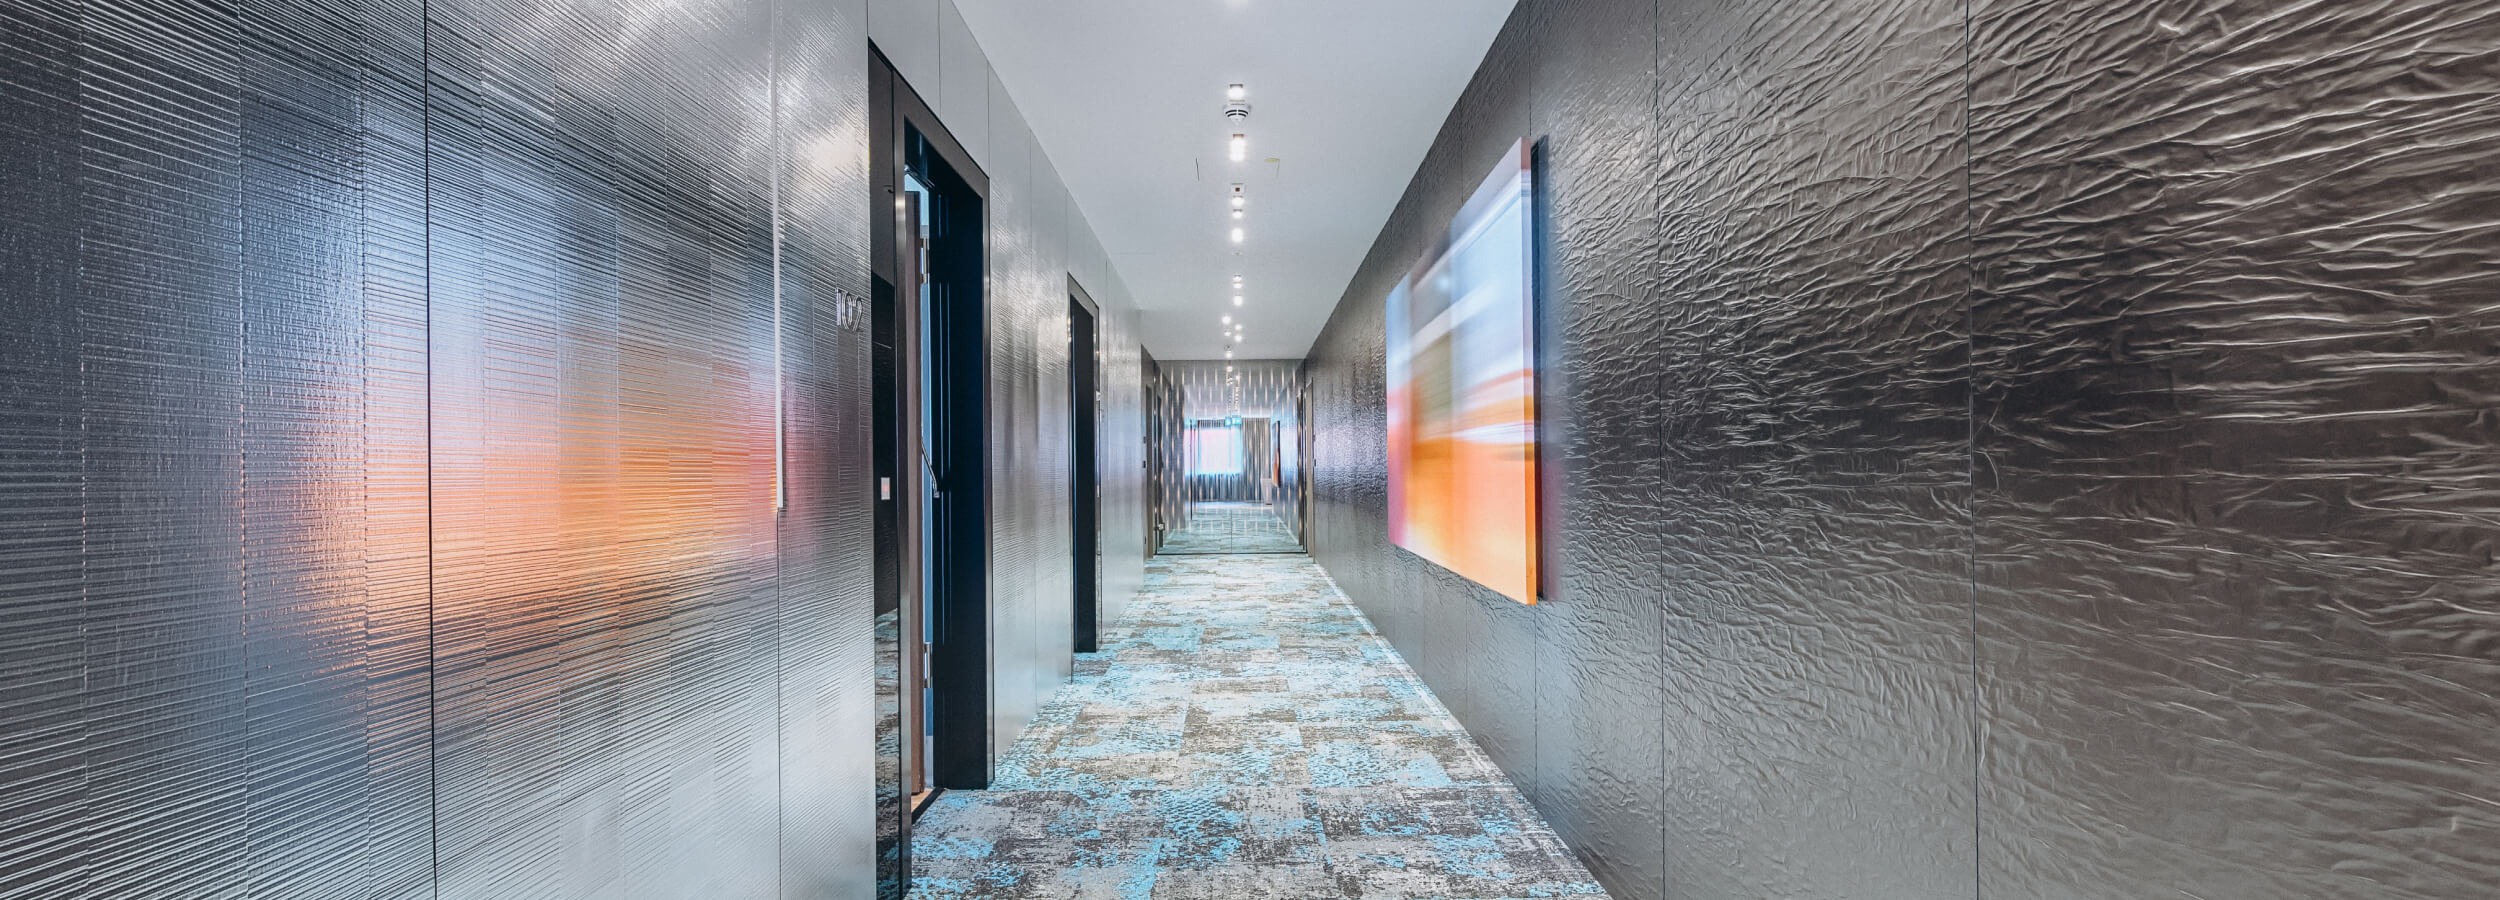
[0,0,1144,895]
[1303,1,2500,898]
[868,0,1154,766]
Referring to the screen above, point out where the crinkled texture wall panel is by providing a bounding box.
[1311,0,1668,891]
[1648,0,1977,896]
[1311,0,2500,899]
[1969,0,2500,896]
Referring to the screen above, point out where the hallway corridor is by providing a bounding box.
[909,554,1606,899]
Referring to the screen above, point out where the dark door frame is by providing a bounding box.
[1140,349,1163,557]
[871,47,993,793]
[1067,280,1101,652]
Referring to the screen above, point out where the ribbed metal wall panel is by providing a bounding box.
[79,0,254,892]
[1306,0,2500,898]
[0,0,901,894]
[985,78,1041,764]
[777,1,878,898]
[0,4,87,895]
[424,0,790,891]
[1092,290,1147,625]
[239,0,438,894]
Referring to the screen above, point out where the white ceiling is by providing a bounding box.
[955,0,1518,362]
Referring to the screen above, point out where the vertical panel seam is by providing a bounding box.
[1651,1,1669,894]
[420,0,437,890]
[766,0,786,891]
[1960,0,1981,897]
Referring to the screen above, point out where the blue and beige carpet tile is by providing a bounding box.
[909,552,1609,899]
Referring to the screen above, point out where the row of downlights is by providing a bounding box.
[1223,83,1249,367]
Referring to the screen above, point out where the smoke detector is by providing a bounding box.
[1223,83,1251,122]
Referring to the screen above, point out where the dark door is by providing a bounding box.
[1068,292,1100,651]
[871,50,994,818]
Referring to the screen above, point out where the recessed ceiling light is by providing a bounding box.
[1222,315,1232,324]
[1227,83,1246,101]
[1230,227,1244,243]
[1228,134,1247,162]
[1230,196,1245,210]
[1232,295,1243,306]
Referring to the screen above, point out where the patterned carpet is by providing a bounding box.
[909,553,1607,899]
[1156,502,1304,555]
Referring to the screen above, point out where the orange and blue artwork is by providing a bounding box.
[1387,138,1540,605]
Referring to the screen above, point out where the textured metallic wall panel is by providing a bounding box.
[1647,0,1978,897]
[0,3,86,894]
[4,0,1144,893]
[426,0,788,891]
[351,0,440,892]
[777,1,879,898]
[985,87,1035,764]
[976,83,1090,767]
[1311,1,2500,899]
[240,0,437,893]
[0,0,439,893]
[2,0,892,892]
[1151,365,1190,547]
[78,0,253,894]
[1094,292,1148,625]
[1969,1,2500,897]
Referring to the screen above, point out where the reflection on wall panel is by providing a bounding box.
[241,0,437,893]
[426,0,786,892]
[1309,0,2500,898]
